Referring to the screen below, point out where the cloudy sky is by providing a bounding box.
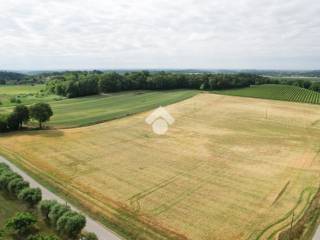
[0,0,319,70]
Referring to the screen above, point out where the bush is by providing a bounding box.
[27,234,59,240]
[18,187,42,207]
[48,203,71,226]
[9,96,21,104]
[56,211,86,239]
[0,163,10,171]
[5,212,37,236]
[10,96,17,103]
[0,170,22,191]
[80,231,98,240]
[7,178,29,196]
[39,200,58,220]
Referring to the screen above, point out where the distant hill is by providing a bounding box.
[0,71,26,83]
[214,84,320,104]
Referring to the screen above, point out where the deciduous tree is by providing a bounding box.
[29,103,53,129]
[13,105,29,128]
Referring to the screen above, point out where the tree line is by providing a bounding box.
[0,103,53,133]
[45,71,272,98]
[0,163,98,240]
[279,78,320,92]
[0,71,26,85]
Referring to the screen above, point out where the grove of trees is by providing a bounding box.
[0,103,53,133]
[45,71,272,98]
[0,71,26,84]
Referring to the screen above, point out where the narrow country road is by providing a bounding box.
[313,227,320,240]
[0,156,122,240]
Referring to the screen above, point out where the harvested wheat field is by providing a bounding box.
[1,93,320,240]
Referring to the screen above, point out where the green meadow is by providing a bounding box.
[0,85,198,128]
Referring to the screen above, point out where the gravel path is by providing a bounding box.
[0,156,122,240]
[313,227,320,240]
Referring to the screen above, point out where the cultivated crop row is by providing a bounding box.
[217,84,320,104]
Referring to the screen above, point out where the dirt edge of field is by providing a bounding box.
[278,185,320,240]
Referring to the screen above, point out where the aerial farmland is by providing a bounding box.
[1,0,320,239]
[1,93,320,239]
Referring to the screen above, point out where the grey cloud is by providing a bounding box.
[0,0,319,70]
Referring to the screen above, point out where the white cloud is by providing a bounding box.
[0,0,319,70]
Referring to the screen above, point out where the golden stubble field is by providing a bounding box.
[1,93,320,240]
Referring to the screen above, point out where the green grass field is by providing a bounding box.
[214,84,320,104]
[47,90,198,128]
[0,89,198,128]
[0,193,26,228]
[0,85,44,95]
[0,84,62,108]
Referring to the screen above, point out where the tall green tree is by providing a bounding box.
[13,105,29,128]
[99,72,123,93]
[6,112,20,131]
[29,103,53,129]
[0,115,7,132]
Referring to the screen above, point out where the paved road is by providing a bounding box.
[0,156,121,240]
[314,226,320,240]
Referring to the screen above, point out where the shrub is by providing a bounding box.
[10,96,17,103]
[48,203,71,226]
[80,231,98,240]
[56,211,86,239]
[7,178,29,196]
[27,234,59,240]
[18,187,42,207]
[39,200,58,220]
[0,170,22,190]
[0,163,10,172]
[5,212,37,236]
